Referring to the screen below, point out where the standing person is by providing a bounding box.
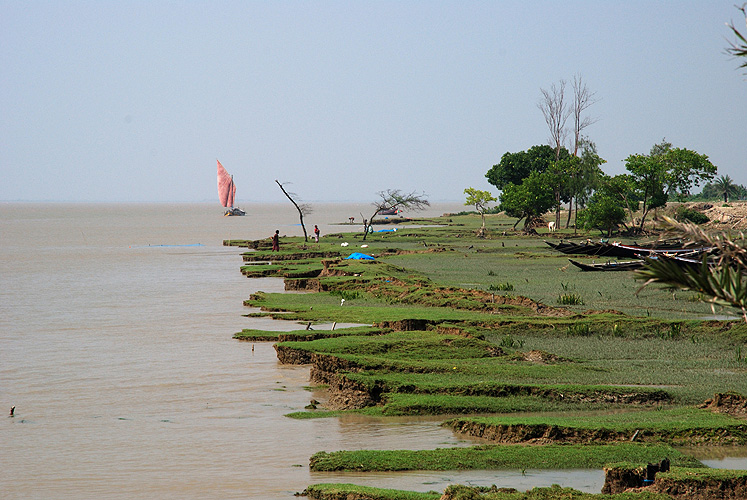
[271,230,279,251]
[314,225,320,243]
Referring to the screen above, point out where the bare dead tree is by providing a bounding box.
[275,180,312,242]
[538,79,572,228]
[538,79,571,162]
[363,189,429,241]
[571,74,598,156]
[565,75,599,227]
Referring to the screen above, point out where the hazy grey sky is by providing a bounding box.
[2,1,745,203]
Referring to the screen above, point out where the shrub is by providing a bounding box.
[566,323,592,336]
[488,282,514,292]
[558,293,584,305]
[675,206,709,224]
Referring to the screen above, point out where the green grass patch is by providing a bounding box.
[378,393,639,416]
[233,325,385,341]
[280,330,501,361]
[277,326,747,414]
[659,466,747,481]
[447,407,744,431]
[245,290,513,323]
[308,443,701,472]
[444,407,747,445]
[377,232,727,320]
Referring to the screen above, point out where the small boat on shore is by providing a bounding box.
[217,160,245,216]
[379,207,400,216]
[546,240,713,259]
[568,259,646,272]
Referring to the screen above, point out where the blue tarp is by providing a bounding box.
[345,252,375,260]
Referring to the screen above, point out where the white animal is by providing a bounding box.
[548,221,556,232]
[340,298,345,306]
[341,242,349,247]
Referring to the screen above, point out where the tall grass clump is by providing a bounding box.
[488,282,514,292]
[558,293,584,305]
[499,334,525,349]
[566,323,592,336]
[654,323,683,340]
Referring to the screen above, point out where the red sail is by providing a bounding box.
[217,160,236,208]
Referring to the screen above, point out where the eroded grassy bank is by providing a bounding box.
[225,212,747,498]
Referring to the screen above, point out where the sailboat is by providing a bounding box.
[217,160,245,216]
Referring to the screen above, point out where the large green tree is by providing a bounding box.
[485,145,566,191]
[576,193,627,237]
[624,140,716,231]
[598,174,641,230]
[499,171,556,230]
[564,138,606,230]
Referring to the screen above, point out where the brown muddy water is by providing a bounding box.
[0,203,741,499]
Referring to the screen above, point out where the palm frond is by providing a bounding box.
[636,216,747,320]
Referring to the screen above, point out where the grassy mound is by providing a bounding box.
[444,408,747,445]
[309,443,701,472]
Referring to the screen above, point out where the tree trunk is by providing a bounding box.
[362,210,380,241]
[565,195,573,228]
[275,180,308,241]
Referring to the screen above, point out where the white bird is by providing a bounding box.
[340,298,345,306]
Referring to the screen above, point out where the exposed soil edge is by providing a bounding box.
[700,392,747,419]
[444,420,747,446]
[604,465,747,499]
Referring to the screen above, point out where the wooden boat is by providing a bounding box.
[569,259,646,272]
[545,240,615,256]
[217,160,245,216]
[645,253,709,269]
[546,240,713,259]
[607,242,713,259]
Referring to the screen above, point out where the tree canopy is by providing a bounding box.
[694,177,747,201]
[623,140,716,231]
[576,192,627,237]
[363,189,429,240]
[712,175,739,203]
[464,187,497,229]
[498,171,556,229]
[485,145,567,191]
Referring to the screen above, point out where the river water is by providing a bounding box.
[1,201,509,499]
[0,202,735,499]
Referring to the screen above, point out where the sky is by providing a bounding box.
[1,1,745,203]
